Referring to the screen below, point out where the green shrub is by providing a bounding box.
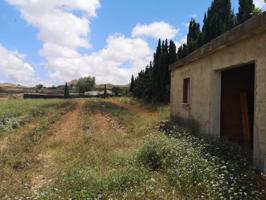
[0,117,21,132]
[107,165,149,192]
[37,165,149,200]
[136,134,264,199]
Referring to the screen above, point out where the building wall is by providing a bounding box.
[170,31,266,170]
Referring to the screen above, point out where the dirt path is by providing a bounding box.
[92,111,125,134]
[108,98,155,116]
[31,99,86,193]
[52,99,85,142]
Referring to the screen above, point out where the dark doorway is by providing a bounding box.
[220,63,255,150]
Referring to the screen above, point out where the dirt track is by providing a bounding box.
[31,99,86,192]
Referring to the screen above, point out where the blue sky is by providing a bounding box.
[0,0,265,86]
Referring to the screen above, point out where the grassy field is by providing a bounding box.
[0,98,265,199]
[0,99,68,135]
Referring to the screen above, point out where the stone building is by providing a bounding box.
[169,12,266,171]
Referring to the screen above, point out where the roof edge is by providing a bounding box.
[169,12,266,71]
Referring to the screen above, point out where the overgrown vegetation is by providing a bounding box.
[76,76,96,93]
[23,98,264,200]
[0,99,66,134]
[0,100,73,199]
[137,123,265,199]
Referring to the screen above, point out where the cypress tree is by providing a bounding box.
[177,44,188,59]
[237,0,255,24]
[151,39,162,102]
[104,84,107,98]
[64,82,70,98]
[130,75,135,93]
[203,0,234,43]
[133,39,176,103]
[187,19,202,54]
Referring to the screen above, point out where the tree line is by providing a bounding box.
[130,0,262,103]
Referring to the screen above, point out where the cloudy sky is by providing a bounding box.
[0,0,265,86]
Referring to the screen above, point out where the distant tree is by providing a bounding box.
[103,84,107,98]
[76,76,95,94]
[64,82,70,98]
[129,75,135,93]
[237,0,255,24]
[112,87,122,96]
[36,84,43,90]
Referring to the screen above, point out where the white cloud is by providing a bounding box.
[5,1,176,85]
[0,44,38,85]
[254,0,266,10]
[132,21,179,40]
[45,34,152,85]
[6,0,100,49]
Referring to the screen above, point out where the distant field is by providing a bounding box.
[0,99,65,118]
[0,99,66,134]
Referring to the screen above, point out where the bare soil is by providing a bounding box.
[31,99,86,192]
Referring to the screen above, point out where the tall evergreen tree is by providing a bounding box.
[177,44,188,59]
[237,0,255,24]
[187,19,202,54]
[133,39,176,102]
[129,75,135,93]
[151,39,162,101]
[103,84,107,98]
[202,0,234,43]
[64,82,70,98]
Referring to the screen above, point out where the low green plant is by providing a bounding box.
[0,117,21,132]
[136,133,264,199]
[0,99,66,134]
[37,165,149,200]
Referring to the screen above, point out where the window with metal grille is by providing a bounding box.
[183,78,190,104]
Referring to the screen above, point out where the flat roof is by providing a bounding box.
[169,12,266,71]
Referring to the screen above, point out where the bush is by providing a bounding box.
[136,133,264,199]
[0,117,21,132]
[76,76,95,94]
[107,165,149,192]
[37,165,149,200]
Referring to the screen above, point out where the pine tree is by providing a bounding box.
[237,0,255,24]
[177,44,188,59]
[151,39,162,102]
[64,82,70,98]
[133,39,176,103]
[104,84,107,98]
[130,75,135,93]
[187,19,202,54]
[165,40,177,101]
[203,0,235,43]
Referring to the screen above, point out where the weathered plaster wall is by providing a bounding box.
[170,31,266,170]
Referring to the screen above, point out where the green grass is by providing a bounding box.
[0,99,73,200]
[0,99,66,134]
[1,98,264,199]
[34,99,169,199]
